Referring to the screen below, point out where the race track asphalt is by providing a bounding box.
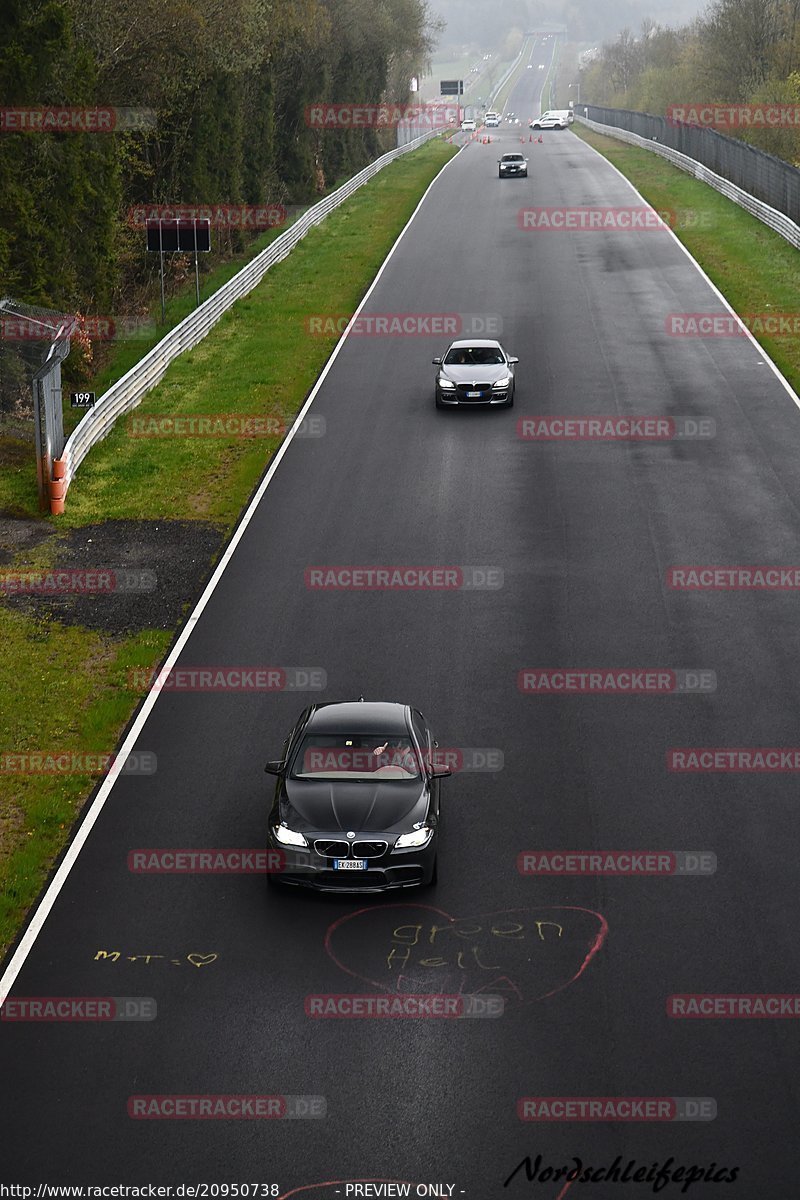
[3,41,800,1199]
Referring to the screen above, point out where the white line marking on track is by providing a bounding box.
[576,130,800,411]
[0,141,464,1004]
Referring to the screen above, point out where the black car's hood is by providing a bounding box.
[439,363,509,384]
[283,777,427,833]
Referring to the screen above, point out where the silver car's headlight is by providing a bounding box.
[438,377,456,389]
[492,376,511,389]
[394,827,434,850]
[273,823,308,848]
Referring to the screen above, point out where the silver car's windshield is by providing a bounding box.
[444,347,505,366]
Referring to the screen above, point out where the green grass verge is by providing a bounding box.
[573,124,800,393]
[0,610,172,956]
[0,136,457,958]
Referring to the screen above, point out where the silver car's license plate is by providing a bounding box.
[333,859,368,870]
[466,390,482,397]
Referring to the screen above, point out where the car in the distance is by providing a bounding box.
[498,152,528,178]
[461,118,477,132]
[529,110,568,129]
[485,110,500,127]
[432,339,518,408]
[266,700,450,892]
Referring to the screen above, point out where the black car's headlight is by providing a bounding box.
[438,378,456,389]
[492,376,511,389]
[273,823,308,848]
[394,827,434,850]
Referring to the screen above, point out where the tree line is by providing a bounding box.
[582,0,800,164]
[0,0,440,318]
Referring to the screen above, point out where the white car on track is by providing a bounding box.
[529,111,568,130]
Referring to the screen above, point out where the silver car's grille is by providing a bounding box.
[314,839,350,857]
[455,382,492,400]
[352,841,388,858]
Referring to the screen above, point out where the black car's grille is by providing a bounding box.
[352,840,388,858]
[314,839,350,857]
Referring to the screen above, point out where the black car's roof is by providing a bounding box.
[306,700,410,735]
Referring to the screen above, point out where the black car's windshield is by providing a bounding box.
[444,347,505,365]
[503,155,523,162]
[291,733,422,780]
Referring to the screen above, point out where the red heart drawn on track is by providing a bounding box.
[325,904,607,1008]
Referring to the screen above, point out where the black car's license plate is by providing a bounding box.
[333,859,368,870]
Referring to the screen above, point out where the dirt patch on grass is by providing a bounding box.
[0,518,226,634]
[0,513,57,566]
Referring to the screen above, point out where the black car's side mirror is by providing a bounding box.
[264,760,286,775]
[432,356,442,365]
[429,764,452,778]
[508,356,519,364]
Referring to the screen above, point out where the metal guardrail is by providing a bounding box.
[576,114,800,252]
[59,128,443,500]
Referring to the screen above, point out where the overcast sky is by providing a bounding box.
[428,0,712,53]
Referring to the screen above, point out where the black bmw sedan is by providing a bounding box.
[433,339,518,408]
[265,699,450,892]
